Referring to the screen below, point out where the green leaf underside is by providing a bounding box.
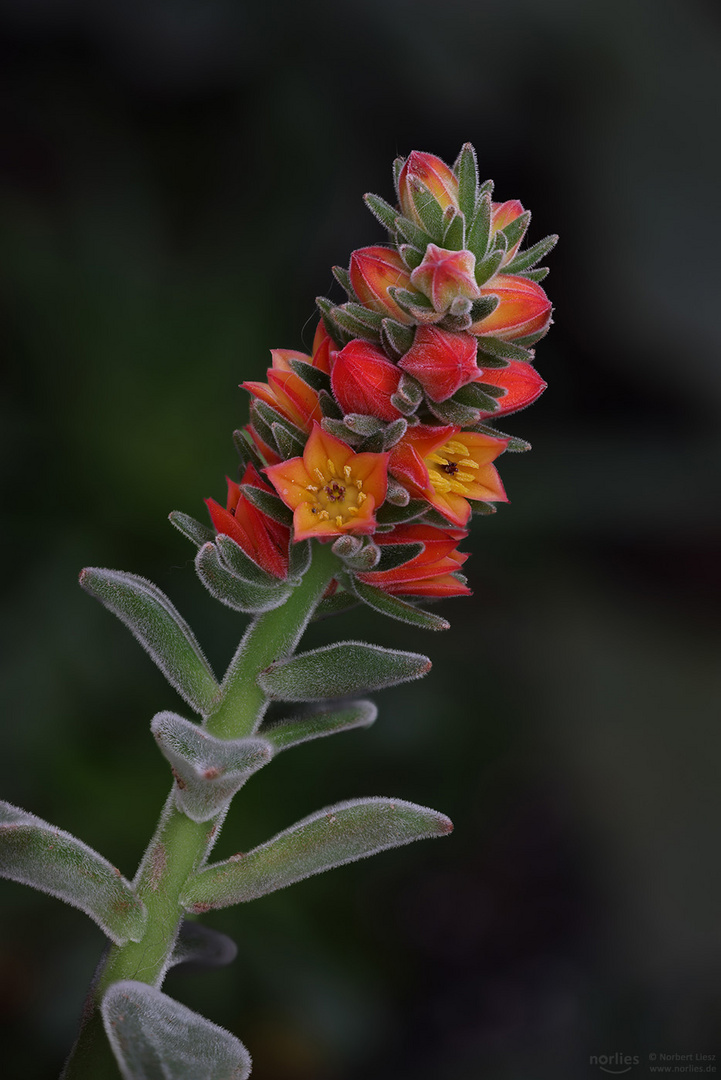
[0,802,146,945]
[79,569,219,716]
[348,578,450,631]
[195,544,293,614]
[261,700,377,751]
[168,920,238,973]
[311,592,360,621]
[257,641,431,701]
[182,797,453,910]
[169,511,216,548]
[102,981,251,1080]
[151,712,273,823]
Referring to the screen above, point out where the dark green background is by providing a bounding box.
[1,1,720,1077]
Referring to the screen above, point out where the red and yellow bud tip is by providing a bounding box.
[357,523,471,598]
[471,274,552,341]
[491,200,526,264]
[390,424,508,527]
[410,244,479,313]
[349,247,415,325]
[398,152,459,225]
[205,464,290,579]
[476,359,546,417]
[398,326,479,403]
[331,339,404,421]
[242,349,322,433]
[265,423,389,541]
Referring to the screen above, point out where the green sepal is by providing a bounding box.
[151,711,273,822]
[332,264,356,299]
[288,358,332,394]
[452,383,501,413]
[381,318,415,359]
[257,641,431,701]
[475,354,510,369]
[466,192,491,261]
[479,178,494,197]
[364,192,399,233]
[469,421,531,452]
[427,396,480,426]
[262,700,377,751]
[410,179,445,240]
[272,422,305,460]
[195,543,292,614]
[181,797,452,911]
[348,578,450,631]
[512,327,549,347]
[320,418,364,446]
[316,299,353,348]
[239,483,294,526]
[340,542,381,571]
[0,802,147,946]
[492,230,508,256]
[385,476,411,506]
[501,210,531,256]
[79,568,219,716]
[288,539,312,581]
[374,542,425,571]
[253,402,307,448]
[102,982,251,1080]
[311,591,360,621]
[399,244,424,271]
[233,428,266,471]
[442,210,466,251]
[376,499,428,525]
[468,499,498,515]
[387,287,439,324]
[214,534,277,586]
[418,507,458,528]
[474,246,504,286]
[476,336,532,362]
[392,156,404,195]
[469,294,500,325]
[521,267,550,283]
[169,511,215,549]
[358,417,407,452]
[248,401,279,457]
[504,233,558,274]
[318,389,343,420]
[456,142,479,224]
[342,413,385,438]
[394,215,434,251]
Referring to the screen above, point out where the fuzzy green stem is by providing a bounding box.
[61,541,338,1079]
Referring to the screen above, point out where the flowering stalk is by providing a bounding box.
[0,144,556,1079]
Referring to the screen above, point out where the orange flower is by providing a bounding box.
[349,247,415,324]
[242,349,322,433]
[390,424,508,527]
[398,151,459,225]
[205,464,290,579]
[470,274,552,341]
[357,523,471,598]
[265,424,389,541]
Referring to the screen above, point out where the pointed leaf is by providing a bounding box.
[376,499,428,526]
[169,920,238,973]
[262,700,377,751]
[272,422,305,459]
[258,641,431,701]
[394,215,434,251]
[215,534,277,586]
[342,413,385,437]
[102,981,251,1080]
[385,476,411,506]
[467,191,491,260]
[359,417,408,452]
[457,142,479,224]
[195,543,292,614]
[320,418,364,446]
[501,209,531,254]
[317,388,343,420]
[410,180,445,240]
[427,397,480,426]
[381,318,415,359]
[374,542,425,571]
[476,337,532,362]
[288,358,331,393]
[442,210,465,251]
[183,797,452,911]
[452,383,501,413]
[363,192,398,233]
[0,802,146,945]
[332,264,356,299]
[239,483,294,526]
[232,428,266,471]
[152,712,273,822]
[520,266,550,283]
[311,591,360,621]
[399,243,424,271]
[289,539,311,581]
[348,578,450,631]
[169,512,215,549]
[79,569,219,715]
[316,299,353,348]
[504,233,558,274]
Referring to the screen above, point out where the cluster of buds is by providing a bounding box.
[183,145,556,625]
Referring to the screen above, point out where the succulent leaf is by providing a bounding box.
[257,641,431,701]
[262,700,377,751]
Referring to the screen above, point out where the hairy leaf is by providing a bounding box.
[215,535,277,587]
[102,981,251,1080]
[0,802,146,945]
[311,592,360,621]
[151,712,273,822]
[258,641,431,701]
[169,920,238,974]
[195,544,293,614]
[79,569,219,715]
[456,142,479,224]
[182,797,453,910]
[262,700,377,751]
[504,233,558,274]
[169,512,215,549]
[348,579,450,631]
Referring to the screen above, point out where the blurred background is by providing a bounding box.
[1,0,720,1076]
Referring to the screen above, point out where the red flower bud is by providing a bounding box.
[357,523,471,598]
[398,151,459,226]
[410,244,479,313]
[476,359,546,417]
[398,326,479,402]
[205,464,290,578]
[349,247,415,324]
[331,339,404,421]
[311,320,333,374]
[491,200,526,264]
[471,274,552,341]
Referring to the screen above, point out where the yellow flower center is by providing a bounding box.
[305,459,367,527]
[426,440,479,496]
